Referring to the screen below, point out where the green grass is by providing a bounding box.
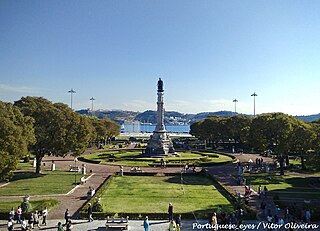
[0,171,84,196]
[84,151,233,167]
[16,161,34,171]
[0,198,59,213]
[244,173,320,200]
[100,175,233,214]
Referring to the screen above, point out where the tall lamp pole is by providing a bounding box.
[68,88,76,110]
[233,99,238,114]
[251,92,258,117]
[74,157,78,185]
[90,97,95,116]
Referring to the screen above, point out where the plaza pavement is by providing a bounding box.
[0,219,269,231]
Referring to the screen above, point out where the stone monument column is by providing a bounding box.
[145,78,175,156]
[156,78,165,132]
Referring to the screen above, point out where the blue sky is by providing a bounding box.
[1,0,320,115]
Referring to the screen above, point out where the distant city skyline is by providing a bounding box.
[1,1,320,116]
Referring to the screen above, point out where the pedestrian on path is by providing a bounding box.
[28,213,34,229]
[42,207,48,225]
[211,213,218,231]
[9,208,15,221]
[143,216,150,231]
[169,219,177,231]
[21,218,27,231]
[175,214,182,231]
[57,221,63,231]
[87,203,94,222]
[66,220,73,231]
[7,219,14,231]
[33,210,41,228]
[65,209,70,224]
[263,185,268,198]
[16,206,22,224]
[168,203,173,221]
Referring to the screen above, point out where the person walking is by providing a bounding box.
[264,185,268,198]
[169,219,177,231]
[28,213,34,229]
[16,206,22,224]
[21,218,28,231]
[33,210,41,228]
[65,209,70,224]
[9,208,15,221]
[42,207,48,225]
[211,213,218,231]
[66,220,73,231]
[168,203,173,221]
[175,215,182,231]
[87,203,94,222]
[143,216,150,231]
[57,221,63,231]
[7,219,14,231]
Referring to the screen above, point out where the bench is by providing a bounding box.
[105,216,129,230]
[69,166,80,172]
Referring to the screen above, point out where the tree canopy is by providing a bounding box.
[0,101,35,178]
[15,97,94,173]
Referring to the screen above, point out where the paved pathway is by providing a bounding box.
[0,219,276,231]
[0,151,285,222]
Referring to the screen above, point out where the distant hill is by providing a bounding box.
[295,114,320,122]
[77,109,320,124]
[192,111,238,121]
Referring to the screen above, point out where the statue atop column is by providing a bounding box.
[158,78,164,92]
[145,78,175,156]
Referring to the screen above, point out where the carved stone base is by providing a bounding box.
[145,131,175,156]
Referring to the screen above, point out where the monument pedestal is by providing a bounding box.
[145,131,175,156]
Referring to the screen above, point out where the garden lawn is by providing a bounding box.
[244,173,320,200]
[100,175,233,215]
[0,171,84,196]
[0,198,59,213]
[84,151,233,167]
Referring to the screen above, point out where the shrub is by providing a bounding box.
[93,202,103,212]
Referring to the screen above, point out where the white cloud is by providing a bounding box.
[0,83,41,94]
[122,100,155,112]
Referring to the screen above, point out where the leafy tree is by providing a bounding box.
[225,116,252,149]
[289,120,315,170]
[249,113,296,175]
[190,116,228,149]
[0,101,35,178]
[15,97,93,173]
[90,117,120,146]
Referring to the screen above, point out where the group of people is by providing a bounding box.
[209,205,245,230]
[143,203,182,231]
[183,163,196,173]
[261,201,312,226]
[7,207,48,231]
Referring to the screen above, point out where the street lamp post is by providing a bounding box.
[251,92,258,117]
[68,88,76,110]
[90,97,95,116]
[233,99,238,114]
[74,157,78,185]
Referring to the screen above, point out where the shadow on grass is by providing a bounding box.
[165,175,212,186]
[11,172,45,181]
[268,176,320,200]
